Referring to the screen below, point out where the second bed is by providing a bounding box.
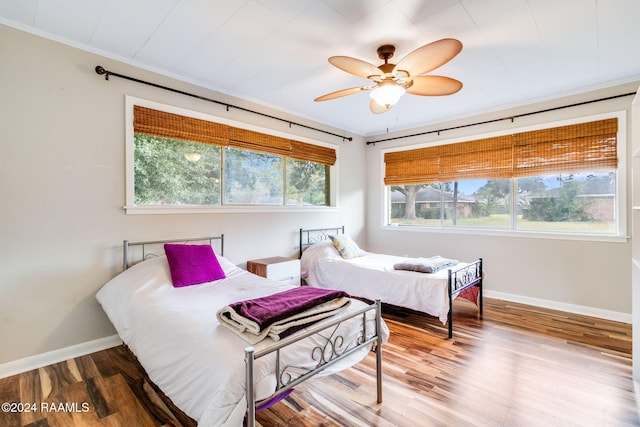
[299,227,483,338]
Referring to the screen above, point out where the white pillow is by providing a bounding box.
[329,234,362,259]
[300,241,341,278]
[302,240,341,261]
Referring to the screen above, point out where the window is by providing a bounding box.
[442,179,512,228]
[384,114,624,238]
[517,172,616,233]
[126,98,336,212]
[134,134,221,205]
[223,148,283,205]
[286,158,329,206]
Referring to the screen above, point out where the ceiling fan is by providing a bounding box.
[314,38,463,114]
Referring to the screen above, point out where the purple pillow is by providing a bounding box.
[164,244,226,287]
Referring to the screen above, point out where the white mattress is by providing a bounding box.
[301,241,467,323]
[96,254,388,426]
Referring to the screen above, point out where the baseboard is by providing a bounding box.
[484,290,631,324]
[0,335,122,379]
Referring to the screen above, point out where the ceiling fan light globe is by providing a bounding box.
[184,152,202,162]
[370,83,405,107]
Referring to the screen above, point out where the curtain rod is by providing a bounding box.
[365,91,636,145]
[94,65,352,142]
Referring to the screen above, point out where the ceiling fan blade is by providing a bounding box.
[407,76,463,96]
[314,86,371,102]
[394,38,463,77]
[329,56,382,78]
[369,99,390,114]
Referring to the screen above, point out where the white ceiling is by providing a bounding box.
[1,0,639,137]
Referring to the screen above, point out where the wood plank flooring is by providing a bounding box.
[0,297,636,426]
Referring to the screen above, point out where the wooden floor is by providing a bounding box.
[0,298,636,427]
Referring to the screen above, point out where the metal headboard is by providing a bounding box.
[298,226,344,258]
[122,235,224,270]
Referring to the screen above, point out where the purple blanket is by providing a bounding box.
[230,287,349,329]
[217,287,351,344]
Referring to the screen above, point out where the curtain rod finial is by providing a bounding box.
[95,65,109,80]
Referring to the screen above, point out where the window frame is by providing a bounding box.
[381,111,627,243]
[124,96,338,214]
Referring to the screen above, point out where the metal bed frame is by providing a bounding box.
[245,299,383,427]
[299,226,483,338]
[447,258,483,338]
[299,225,344,259]
[123,235,225,270]
[121,235,384,426]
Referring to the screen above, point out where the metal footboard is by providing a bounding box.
[245,299,383,427]
[447,258,483,338]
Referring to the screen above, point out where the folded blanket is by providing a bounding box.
[393,256,459,274]
[217,287,351,344]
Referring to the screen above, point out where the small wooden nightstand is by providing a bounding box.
[247,256,301,286]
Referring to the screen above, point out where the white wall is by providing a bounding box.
[0,25,367,365]
[631,91,640,380]
[365,85,636,319]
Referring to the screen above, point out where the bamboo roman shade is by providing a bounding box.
[228,127,292,156]
[384,118,618,185]
[134,105,229,146]
[513,118,618,176]
[384,146,440,185]
[289,140,337,165]
[133,105,336,165]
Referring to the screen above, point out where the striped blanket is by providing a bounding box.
[216,287,351,344]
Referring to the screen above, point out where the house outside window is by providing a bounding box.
[389,172,616,233]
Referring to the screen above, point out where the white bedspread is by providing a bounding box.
[96,255,388,426]
[301,241,469,323]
